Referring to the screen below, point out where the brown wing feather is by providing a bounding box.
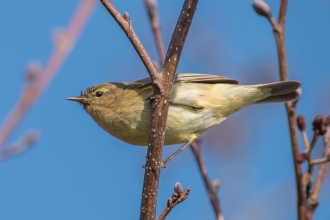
[129,73,238,90]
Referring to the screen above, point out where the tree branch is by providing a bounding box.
[100,0,159,79]
[100,0,198,219]
[140,1,198,219]
[190,142,223,220]
[0,0,96,151]
[143,0,165,64]
[157,183,190,220]
[306,128,330,220]
[0,131,39,161]
[253,0,305,219]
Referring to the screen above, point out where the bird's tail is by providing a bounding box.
[255,81,301,104]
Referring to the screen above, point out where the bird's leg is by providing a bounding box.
[160,137,197,168]
[170,100,204,110]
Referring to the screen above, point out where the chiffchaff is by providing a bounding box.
[67,73,300,146]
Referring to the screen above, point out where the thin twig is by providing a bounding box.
[0,0,96,150]
[270,1,306,218]
[306,128,330,220]
[190,142,223,220]
[307,132,319,174]
[0,131,39,161]
[157,183,190,220]
[100,0,159,80]
[143,0,165,64]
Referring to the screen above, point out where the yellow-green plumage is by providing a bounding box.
[67,74,300,146]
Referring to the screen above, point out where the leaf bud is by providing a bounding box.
[312,115,327,135]
[252,0,272,18]
[295,152,307,164]
[296,115,306,131]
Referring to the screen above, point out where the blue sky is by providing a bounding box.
[0,0,329,219]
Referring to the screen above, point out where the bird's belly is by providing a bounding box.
[111,105,224,146]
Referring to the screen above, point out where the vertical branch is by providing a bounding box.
[273,2,306,218]
[306,128,330,220]
[143,1,224,218]
[0,0,96,149]
[143,0,166,64]
[140,1,199,219]
[253,0,305,219]
[100,0,199,219]
[190,142,223,220]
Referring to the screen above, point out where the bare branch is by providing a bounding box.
[278,0,288,27]
[100,0,159,79]
[254,0,306,218]
[143,0,165,64]
[140,1,199,219]
[190,142,223,220]
[0,130,39,161]
[0,0,96,149]
[306,128,330,220]
[157,183,190,220]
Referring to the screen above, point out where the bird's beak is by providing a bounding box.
[66,96,89,105]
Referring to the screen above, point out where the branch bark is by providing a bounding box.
[140,1,199,219]
[306,128,330,220]
[100,1,199,219]
[157,183,190,220]
[190,142,223,220]
[272,1,306,218]
[0,0,96,151]
[143,0,165,64]
[100,0,159,79]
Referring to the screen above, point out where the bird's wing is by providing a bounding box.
[129,73,238,90]
[174,73,238,84]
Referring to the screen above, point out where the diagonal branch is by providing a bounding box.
[140,1,199,219]
[101,1,198,219]
[306,128,330,220]
[100,0,159,80]
[0,130,39,161]
[157,183,190,220]
[190,142,223,220]
[0,0,96,150]
[143,0,165,64]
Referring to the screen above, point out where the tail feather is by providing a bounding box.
[257,81,301,103]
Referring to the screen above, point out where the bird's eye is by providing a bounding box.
[95,91,103,97]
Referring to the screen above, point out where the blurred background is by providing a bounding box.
[0,0,329,219]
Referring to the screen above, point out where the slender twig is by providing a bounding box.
[190,142,223,220]
[0,131,39,161]
[157,183,190,220]
[306,128,330,220]
[307,132,319,174]
[143,0,165,64]
[100,0,159,80]
[310,157,329,165]
[301,130,310,151]
[0,0,96,151]
[269,1,306,218]
[253,0,305,218]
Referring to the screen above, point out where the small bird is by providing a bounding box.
[67,73,300,147]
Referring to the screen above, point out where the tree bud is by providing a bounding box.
[324,115,330,127]
[296,115,306,131]
[174,182,182,194]
[295,152,307,164]
[312,115,327,135]
[252,0,272,18]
